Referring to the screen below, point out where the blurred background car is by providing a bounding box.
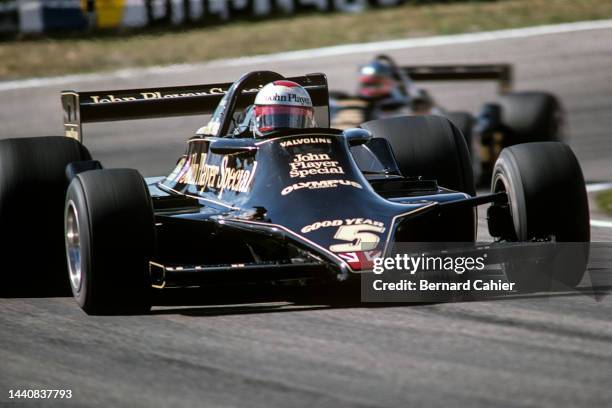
[330,54,566,185]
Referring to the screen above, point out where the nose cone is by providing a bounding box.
[281,199,434,271]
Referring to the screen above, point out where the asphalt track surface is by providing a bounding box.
[1,27,612,407]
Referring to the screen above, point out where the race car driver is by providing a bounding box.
[358,58,406,101]
[356,57,441,118]
[252,80,317,137]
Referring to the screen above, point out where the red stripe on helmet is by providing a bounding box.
[273,80,300,88]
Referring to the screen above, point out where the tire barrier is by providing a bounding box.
[0,0,406,34]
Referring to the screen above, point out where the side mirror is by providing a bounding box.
[343,128,373,146]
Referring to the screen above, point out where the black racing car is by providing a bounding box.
[0,71,589,314]
[330,55,566,185]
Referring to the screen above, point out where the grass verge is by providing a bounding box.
[1,0,612,79]
[596,190,612,217]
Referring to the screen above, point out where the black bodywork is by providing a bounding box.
[62,71,504,290]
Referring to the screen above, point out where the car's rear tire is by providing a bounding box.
[362,115,476,242]
[362,115,475,196]
[498,92,564,144]
[490,142,589,290]
[65,169,155,314]
[0,136,91,295]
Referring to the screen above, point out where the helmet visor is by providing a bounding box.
[254,105,316,135]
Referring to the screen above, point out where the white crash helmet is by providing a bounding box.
[253,80,316,137]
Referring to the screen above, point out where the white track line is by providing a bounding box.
[587,184,612,228]
[587,182,612,193]
[587,183,612,228]
[591,220,612,228]
[2,19,612,92]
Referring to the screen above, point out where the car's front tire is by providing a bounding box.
[489,142,589,290]
[65,169,155,314]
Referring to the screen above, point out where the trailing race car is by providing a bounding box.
[0,71,589,314]
[330,55,566,185]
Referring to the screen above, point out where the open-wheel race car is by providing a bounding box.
[0,70,589,314]
[330,55,567,185]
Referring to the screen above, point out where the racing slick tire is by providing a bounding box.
[362,115,475,196]
[0,136,91,295]
[498,92,564,143]
[65,169,155,315]
[446,111,474,157]
[490,142,589,291]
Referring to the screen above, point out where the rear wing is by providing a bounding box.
[61,73,329,142]
[399,64,513,93]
